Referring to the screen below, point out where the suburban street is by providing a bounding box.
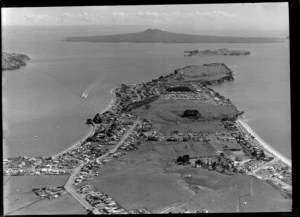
[248,158,292,191]
[64,119,140,214]
[250,159,278,175]
[267,178,292,191]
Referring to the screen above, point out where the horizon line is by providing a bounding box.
[2,25,288,39]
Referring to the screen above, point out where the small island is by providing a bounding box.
[2,52,30,70]
[184,48,251,56]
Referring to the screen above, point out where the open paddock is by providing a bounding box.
[4,175,70,215]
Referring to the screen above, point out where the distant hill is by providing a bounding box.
[65,29,281,43]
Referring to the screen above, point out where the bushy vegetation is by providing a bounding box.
[166,86,192,92]
[182,110,200,118]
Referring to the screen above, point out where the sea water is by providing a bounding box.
[2,26,290,160]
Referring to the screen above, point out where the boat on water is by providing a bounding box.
[82,92,88,99]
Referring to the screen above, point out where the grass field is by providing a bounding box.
[132,98,238,134]
[179,64,232,82]
[9,193,87,215]
[4,175,72,215]
[81,136,291,213]
[81,144,194,212]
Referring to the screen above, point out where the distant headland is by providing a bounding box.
[2,52,30,71]
[184,48,250,56]
[65,29,281,44]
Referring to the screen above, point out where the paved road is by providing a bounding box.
[64,167,98,213]
[250,159,278,175]
[64,119,140,214]
[267,178,292,190]
[248,158,292,190]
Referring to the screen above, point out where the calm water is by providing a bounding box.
[2,26,290,159]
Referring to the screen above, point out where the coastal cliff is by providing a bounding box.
[2,52,30,71]
[171,63,234,86]
[184,48,250,56]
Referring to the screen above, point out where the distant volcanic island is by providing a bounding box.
[2,52,30,70]
[184,48,250,56]
[65,29,281,44]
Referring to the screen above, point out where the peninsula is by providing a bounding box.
[4,63,291,214]
[2,52,30,70]
[184,48,251,56]
[65,29,281,44]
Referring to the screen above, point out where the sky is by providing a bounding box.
[1,3,289,37]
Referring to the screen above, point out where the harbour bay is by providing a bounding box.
[3,26,290,161]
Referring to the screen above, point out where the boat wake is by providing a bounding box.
[81,80,102,99]
[82,92,88,99]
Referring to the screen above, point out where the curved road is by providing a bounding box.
[64,119,140,214]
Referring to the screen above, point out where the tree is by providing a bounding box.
[86,118,94,125]
[87,209,94,215]
[176,155,190,164]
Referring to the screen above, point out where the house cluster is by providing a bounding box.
[115,82,160,111]
[161,80,235,107]
[176,153,240,175]
[91,110,119,125]
[3,156,40,176]
[143,131,163,142]
[137,119,152,132]
[223,121,273,161]
[32,186,65,200]
[37,156,78,171]
[77,184,129,214]
[143,130,213,143]
[88,120,131,145]
[214,131,236,143]
[163,91,210,103]
[167,131,211,142]
[240,159,268,173]
[256,162,292,186]
[74,152,125,186]
[127,208,152,214]
[193,154,238,175]
[118,130,140,151]
[3,155,74,176]
[65,142,108,163]
[74,162,100,186]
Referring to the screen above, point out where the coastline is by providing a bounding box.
[236,118,291,167]
[52,87,116,159]
[52,126,95,159]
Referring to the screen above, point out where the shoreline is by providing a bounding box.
[52,126,95,159]
[52,87,116,159]
[236,118,291,167]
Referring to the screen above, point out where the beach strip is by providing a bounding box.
[52,87,116,159]
[236,118,291,167]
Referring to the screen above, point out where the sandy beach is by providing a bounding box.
[52,87,116,159]
[236,118,291,167]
